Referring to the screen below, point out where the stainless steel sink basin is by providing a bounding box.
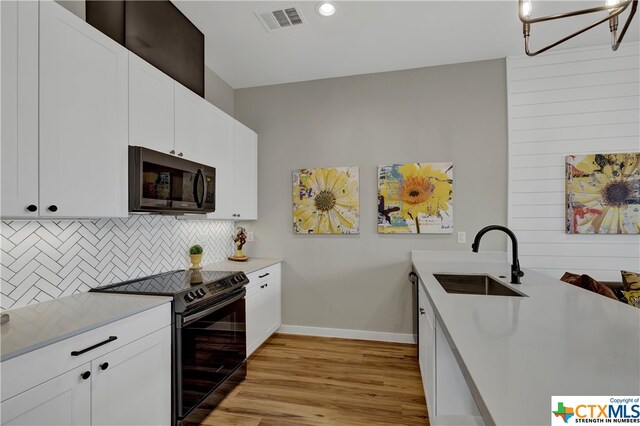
[433,274,526,297]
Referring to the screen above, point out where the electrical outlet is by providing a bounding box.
[457,231,467,244]
[247,232,254,242]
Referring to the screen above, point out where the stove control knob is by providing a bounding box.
[195,288,206,298]
[184,291,196,303]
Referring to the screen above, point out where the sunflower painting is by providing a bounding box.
[378,163,453,234]
[566,153,640,234]
[292,167,359,234]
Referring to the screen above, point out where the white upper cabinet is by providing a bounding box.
[128,52,175,155]
[203,101,235,219]
[233,122,258,220]
[1,0,127,219]
[1,1,39,218]
[174,82,209,162]
[1,0,258,220]
[38,0,129,218]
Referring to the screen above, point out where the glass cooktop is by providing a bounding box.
[93,270,240,296]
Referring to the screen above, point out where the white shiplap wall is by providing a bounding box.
[507,42,640,281]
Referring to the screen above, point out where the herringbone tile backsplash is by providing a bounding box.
[0,216,235,310]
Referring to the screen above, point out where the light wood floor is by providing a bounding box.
[201,333,429,425]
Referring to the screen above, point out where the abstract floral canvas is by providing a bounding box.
[378,162,453,234]
[566,153,640,234]
[292,167,359,234]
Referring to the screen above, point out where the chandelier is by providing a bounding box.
[518,0,638,56]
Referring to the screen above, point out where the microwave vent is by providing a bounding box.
[255,5,304,32]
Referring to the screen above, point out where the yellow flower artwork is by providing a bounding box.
[378,163,453,234]
[293,167,359,234]
[566,153,640,234]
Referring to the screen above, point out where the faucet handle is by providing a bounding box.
[515,270,524,278]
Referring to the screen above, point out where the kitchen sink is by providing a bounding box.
[433,274,526,297]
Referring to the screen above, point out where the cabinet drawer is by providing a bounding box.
[246,263,281,291]
[1,302,171,402]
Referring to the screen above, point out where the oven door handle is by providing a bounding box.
[180,289,245,328]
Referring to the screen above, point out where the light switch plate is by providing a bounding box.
[457,231,467,244]
[247,232,254,242]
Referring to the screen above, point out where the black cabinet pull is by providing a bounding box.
[100,362,109,371]
[258,273,270,278]
[81,371,91,380]
[48,205,58,212]
[170,150,175,154]
[26,205,38,212]
[71,336,117,356]
[419,308,426,315]
[178,152,183,157]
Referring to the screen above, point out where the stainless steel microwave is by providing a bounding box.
[129,146,215,214]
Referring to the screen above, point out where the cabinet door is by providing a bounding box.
[1,364,91,426]
[232,122,258,220]
[417,291,427,374]
[1,1,39,218]
[262,274,282,337]
[129,52,174,155]
[203,102,235,219]
[91,326,171,426]
[174,83,208,162]
[245,283,262,357]
[419,289,436,419]
[39,1,128,218]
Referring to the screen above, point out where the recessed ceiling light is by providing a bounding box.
[316,1,336,17]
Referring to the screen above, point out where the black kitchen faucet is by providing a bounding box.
[471,225,525,284]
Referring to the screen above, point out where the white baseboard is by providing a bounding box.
[277,324,416,344]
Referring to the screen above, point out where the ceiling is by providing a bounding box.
[172,1,639,89]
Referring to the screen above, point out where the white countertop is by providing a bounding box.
[202,257,282,274]
[412,254,640,426]
[1,293,172,361]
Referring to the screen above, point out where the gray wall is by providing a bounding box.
[205,66,234,117]
[235,59,509,335]
[56,0,85,20]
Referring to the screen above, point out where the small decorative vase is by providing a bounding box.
[228,248,248,262]
[189,254,203,270]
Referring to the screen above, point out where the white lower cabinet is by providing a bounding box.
[245,263,282,356]
[91,326,171,426]
[418,289,436,422]
[418,281,484,426]
[1,364,91,425]
[1,304,171,426]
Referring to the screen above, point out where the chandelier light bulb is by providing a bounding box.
[317,1,336,17]
[521,0,533,18]
[606,0,620,6]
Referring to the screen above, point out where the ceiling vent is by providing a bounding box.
[255,6,304,32]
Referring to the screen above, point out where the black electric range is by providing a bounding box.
[92,269,249,425]
[92,269,248,313]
